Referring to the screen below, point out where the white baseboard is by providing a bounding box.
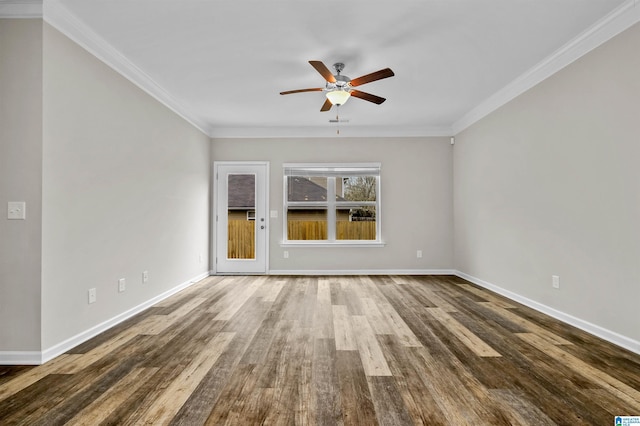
[40,271,211,364]
[0,351,43,365]
[267,269,456,276]
[455,270,640,355]
[7,269,635,364]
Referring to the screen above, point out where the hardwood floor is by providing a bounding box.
[1,275,639,425]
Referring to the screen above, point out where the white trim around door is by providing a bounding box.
[213,161,269,274]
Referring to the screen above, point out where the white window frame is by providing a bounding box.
[282,163,384,247]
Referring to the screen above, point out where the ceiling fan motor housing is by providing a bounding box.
[329,63,351,91]
[326,75,351,91]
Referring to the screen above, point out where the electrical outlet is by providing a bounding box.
[142,271,149,283]
[88,288,96,304]
[7,201,26,220]
[552,275,560,289]
[416,250,423,259]
[118,278,126,293]
[283,251,289,259]
[199,253,203,263]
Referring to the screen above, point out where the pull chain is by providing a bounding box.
[336,105,340,135]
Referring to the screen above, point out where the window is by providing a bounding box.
[283,163,382,245]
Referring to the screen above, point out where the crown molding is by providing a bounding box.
[452,0,640,135]
[36,1,448,140]
[43,0,212,137]
[210,125,453,139]
[35,0,639,139]
[0,0,42,18]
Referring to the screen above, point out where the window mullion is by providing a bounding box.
[327,177,336,241]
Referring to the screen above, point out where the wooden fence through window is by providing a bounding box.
[228,220,377,259]
[287,221,376,241]
[228,220,255,259]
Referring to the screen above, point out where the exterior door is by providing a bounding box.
[214,162,268,274]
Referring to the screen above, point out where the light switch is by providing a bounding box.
[7,202,26,220]
[270,210,278,218]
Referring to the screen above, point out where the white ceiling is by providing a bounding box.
[38,0,636,137]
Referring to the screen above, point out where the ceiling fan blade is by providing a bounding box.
[320,98,333,112]
[280,88,324,95]
[349,68,395,87]
[350,89,386,105]
[309,60,336,83]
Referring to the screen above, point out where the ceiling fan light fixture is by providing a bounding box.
[326,89,351,106]
[281,61,394,111]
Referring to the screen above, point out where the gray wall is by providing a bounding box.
[0,19,43,352]
[454,22,640,342]
[41,24,211,349]
[3,15,637,357]
[212,137,453,272]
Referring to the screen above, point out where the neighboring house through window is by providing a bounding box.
[283,163,381,244]
[227,174,256,220]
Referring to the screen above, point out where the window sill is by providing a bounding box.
[280,241,386,248]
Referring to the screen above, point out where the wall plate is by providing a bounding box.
[7,201,26,220]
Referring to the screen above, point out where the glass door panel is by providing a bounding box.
[227,174,256,259]
[215,162,268,274]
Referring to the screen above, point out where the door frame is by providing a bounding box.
[212,161,269,275]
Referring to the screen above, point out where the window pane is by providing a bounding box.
[287,208,327,240]
[287,176,328,202]
[338,176,377,201]
[337,206,376,240]
[283,164,381,244]
[227,174,255,259]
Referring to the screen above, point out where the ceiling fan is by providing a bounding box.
[280,61,395,112]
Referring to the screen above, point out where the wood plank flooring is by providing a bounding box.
[1,275,639,425]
